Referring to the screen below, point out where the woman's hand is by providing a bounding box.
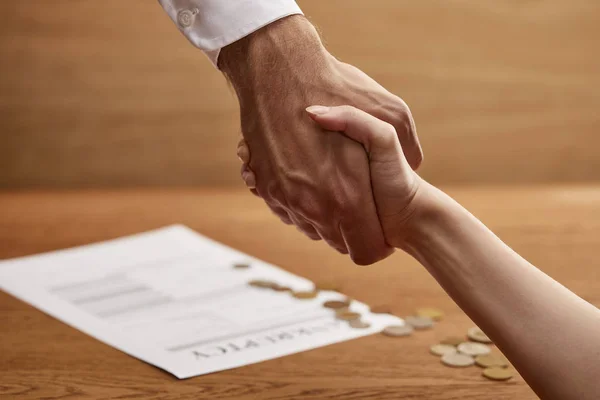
[238,105,425,248]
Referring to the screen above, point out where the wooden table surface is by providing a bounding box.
[1,186,599,399]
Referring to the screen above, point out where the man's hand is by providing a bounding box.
[220,16,422,265]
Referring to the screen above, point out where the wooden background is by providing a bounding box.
[1,0,599,188]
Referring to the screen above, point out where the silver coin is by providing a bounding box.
[382,324,413,337]
[430,344,458,357]
[349,319,371,329]
[441,352,475,367]
[404,315,434,330]
[457,342,491,356]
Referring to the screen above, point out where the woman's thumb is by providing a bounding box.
[306,105,403,164]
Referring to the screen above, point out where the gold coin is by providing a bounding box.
[336,311,361,321]
[405,315,434,330]
[349,319,371,329]
[415,307,444,321]
[248,279,276,289]
[293,291,318,299]
[369,305,393,314]
[440,336,464,347]
[272,285,292,292]
[233,262,251,269]
[467,326,493,344]
[382,324,413,337]
[315,281,340,291]
[482,367,513,381]
[323,300,350,309]
[457,342,491,356]
[475,354,509,368]
[441,352,475,367]
[430,344,457,357]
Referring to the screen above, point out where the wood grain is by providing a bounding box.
[2,186,599,399]
[1,1,599,187]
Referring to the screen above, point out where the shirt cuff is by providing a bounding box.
[158,0,303,68]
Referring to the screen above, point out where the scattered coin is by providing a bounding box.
[272,285,292,292]
[323,300,350,309]
[482,367,513,381]
[475,354,509,368]
[440,336,464,347]
[382,324,414,337]
[349,319,371,329]
[415,307,444,321]
[441,352,475,368]
[457,342,491,356]
[430,344,457,357]
[315,282,340,291]
[248,279,276,289]
[336,311,362,321]
[405,315,434,330]
[467,326,492,344]
[292,291,318,299]
[369,305,393,314]
[233,262,251,269]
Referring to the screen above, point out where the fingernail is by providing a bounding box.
[306,105,330,115]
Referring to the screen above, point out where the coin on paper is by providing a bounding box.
[382,324,413,337]
[404,316,434,330]
[349,319,371,329]
[369,305,393,314]
[457,342,491,356]
[415,307,444,321]
[293,291,318,299]
[248,279,276,289]
[440,336,464,347]
[430,344,457,357]
[475,354,509,368]
[467,326,492,344]
[441,352,475,368]
[336,311,361,321]
[323,300,350,309]
[482,367,513,381]
[233,262,251,269]
[272,285,292,292]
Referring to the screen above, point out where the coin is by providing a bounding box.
[336,311,361,321]
[441,352,475,367]
[467,326,492,344]
[475,354,509,368]
[415,307,444,321]
[315,281,340,291]
[369,305,393,314]
[457,342,491,356]
[482,367,513,381]
[382,324,413,337]
[248,279,276,289]
[430,344,457,357]
[440,336,464,347]
[233,262,251,269]
[323,300,350,309]
[293,291,318,299]
[272,285,292,292]
[349,319,371,329]
[405,315,434,330]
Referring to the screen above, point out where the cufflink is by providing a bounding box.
[177,8,199,29]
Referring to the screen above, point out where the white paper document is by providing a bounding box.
[0,225,404,378]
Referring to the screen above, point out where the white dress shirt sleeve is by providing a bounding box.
[158,0,303,68]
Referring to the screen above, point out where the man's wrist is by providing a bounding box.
[219,15,328,90]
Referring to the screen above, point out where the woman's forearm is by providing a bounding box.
[398,180,600,400]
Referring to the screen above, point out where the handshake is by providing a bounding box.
[237,105,425,264]
[220,15,424,265]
